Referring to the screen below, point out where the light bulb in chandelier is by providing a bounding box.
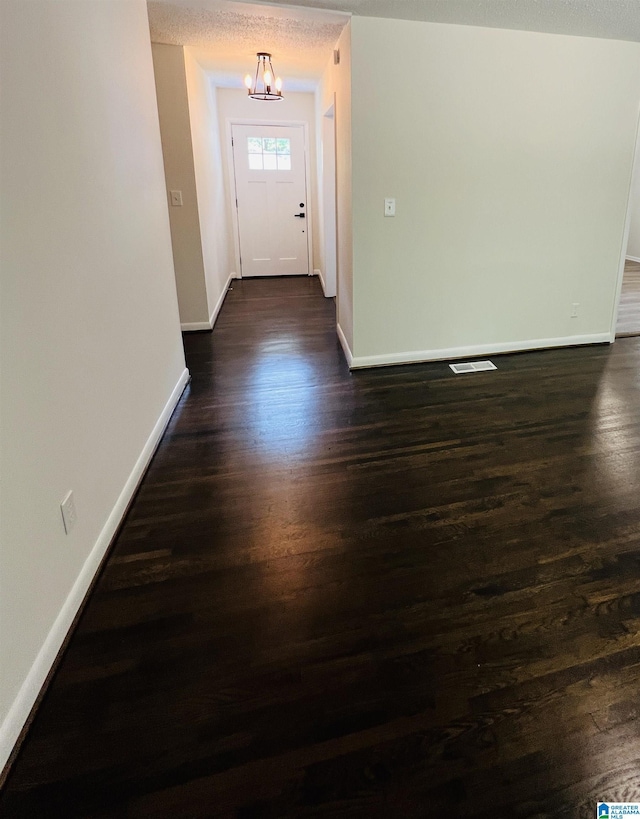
[244,52,284,101]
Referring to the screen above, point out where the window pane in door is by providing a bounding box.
[246,135,292,172]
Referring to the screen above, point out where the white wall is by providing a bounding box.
[152,43,210,328]
[349,17,640,365]
[184,49,233,320]
[216,88,321,277]
[0,0,187,771]
[318,23,353,351]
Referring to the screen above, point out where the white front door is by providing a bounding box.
[231,123,310,277]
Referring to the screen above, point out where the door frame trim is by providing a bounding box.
[226,119,314,280]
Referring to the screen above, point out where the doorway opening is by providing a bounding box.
[616,126,640,338]
[616,259,640,337]
[321,100,337,298]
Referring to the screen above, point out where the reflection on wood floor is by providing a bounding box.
[3,276,640,817]
[616,258,640,336]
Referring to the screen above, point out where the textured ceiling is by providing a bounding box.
[147,0,347,90]
[148,0,640,92]
[232,0,640,43]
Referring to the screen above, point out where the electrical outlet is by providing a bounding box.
[384,198,396,217]
[60,490,77,534]
[571,303,579,318]
[170,190,183,207]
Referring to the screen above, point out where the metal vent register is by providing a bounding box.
[449,360,497,374]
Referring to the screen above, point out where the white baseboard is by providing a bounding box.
[336,323,354,367]
[348,333,612,369]
[314,268,327,294]
[626,255,640,263]
[181,274,234,332]
[208,274,234,329]
[181,320,211,332]
[0,367,190,775]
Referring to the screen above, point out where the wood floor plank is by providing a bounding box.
[2,275,640,817]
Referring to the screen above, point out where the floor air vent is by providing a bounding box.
[449,360,497,374]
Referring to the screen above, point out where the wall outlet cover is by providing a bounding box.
[61,490,77,534]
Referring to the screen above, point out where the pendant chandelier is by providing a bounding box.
[244,52,283,101]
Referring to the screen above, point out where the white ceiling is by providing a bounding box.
[147,0,348,90]
[148,0,640,91]
[229,0,640,42]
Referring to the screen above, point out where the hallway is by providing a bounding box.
[3,277,640,816]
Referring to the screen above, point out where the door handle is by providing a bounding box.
[294,212,306,218]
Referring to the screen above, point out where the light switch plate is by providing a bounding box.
[384,198,396,217]
[170,190,183,207]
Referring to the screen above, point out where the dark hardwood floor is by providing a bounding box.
[3,276,640,817]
